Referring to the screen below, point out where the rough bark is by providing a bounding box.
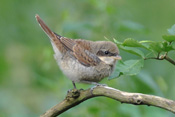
[41,86,175,117]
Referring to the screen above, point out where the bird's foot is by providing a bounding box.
[66,88,81,99]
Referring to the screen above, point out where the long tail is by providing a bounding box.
[35,14,67,53]
[35,14,58,40]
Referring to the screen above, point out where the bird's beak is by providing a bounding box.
[99,55,122,65]
[113,55,122,60]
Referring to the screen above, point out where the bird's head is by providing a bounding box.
[94,41,121,65]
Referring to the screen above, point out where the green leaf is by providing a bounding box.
[108,65,121,80]
[139,40,155,50]
[113,38,122,45]
[167,24,175,35]
[162,35,175,42]
[123,38,148,49]
[119,45,145,58]
[139,40,154,43]
[149,42,164,53]
[172,42,175,49]
[108,59,144,79]
[162,41,175,52]
[119,59,144,75]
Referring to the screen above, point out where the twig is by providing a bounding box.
[144,57,160,60]
[144,55,175,66]
[165,56,175,65]
[40,86,175,117]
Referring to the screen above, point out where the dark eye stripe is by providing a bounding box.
[109,53,117,56]
[97,50,117,56]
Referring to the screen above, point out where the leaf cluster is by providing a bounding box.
[109,24,175,79]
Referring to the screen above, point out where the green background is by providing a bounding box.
[0,0,175,117]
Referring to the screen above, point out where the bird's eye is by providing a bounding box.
[104,51,109,54]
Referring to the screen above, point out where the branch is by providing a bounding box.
[40,86,175,117]
[165,56,175,65]
[144,55,175,66]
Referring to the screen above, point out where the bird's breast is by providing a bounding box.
[56,55,113,82]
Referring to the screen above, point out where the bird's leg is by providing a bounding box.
[67,81,76,93]
[66,81,80,99]
[72,81,77,89]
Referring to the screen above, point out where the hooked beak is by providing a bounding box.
[113,55,122,60]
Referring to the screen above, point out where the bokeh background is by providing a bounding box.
[0,0,175,117]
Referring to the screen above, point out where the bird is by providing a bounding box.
[35,14,121,89]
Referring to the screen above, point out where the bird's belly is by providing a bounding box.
[59,58,112,83]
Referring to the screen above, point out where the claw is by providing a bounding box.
[66,88,80,99]
[67,89,72,94]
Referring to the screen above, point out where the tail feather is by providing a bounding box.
[35,14,67,53]
[35,14,57,40]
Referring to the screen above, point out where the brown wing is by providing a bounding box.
[54,34,101,67]
[54,33,76,51]
[72,43,101,67]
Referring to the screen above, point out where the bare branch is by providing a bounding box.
[165,56,175,65]
[40,86,175,117]
[144,57,160,60]
[144,55,175,66]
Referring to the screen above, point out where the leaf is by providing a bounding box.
[149,42,164,53]
[139,40,154,43]
[167,24,175,35]
[108,65,121,80]
[172,42,175,49]
[108,59,144,79]
[113,38,122,45]
[122,38,148,49]
[162,35,175,42]
[119,45,145,58]
[118,59,144,75]
[162,41,175,52]
[149,41,175,53]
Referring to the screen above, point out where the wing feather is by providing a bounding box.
[73,44,101,67]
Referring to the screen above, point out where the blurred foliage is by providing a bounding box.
[0,0,175,117]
